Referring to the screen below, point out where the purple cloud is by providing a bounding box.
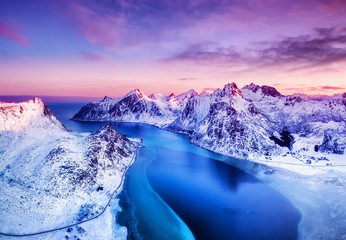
[167,42,245,65]
[57,1,128,49]
[258,27,346,68]
[166,27,346,71]
[0,21,29,47]
[79,51,112,62]
[46,0,313,49]
[318,0,346,13]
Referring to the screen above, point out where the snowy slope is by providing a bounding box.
[0,98,136,236]
[241,83,346,162]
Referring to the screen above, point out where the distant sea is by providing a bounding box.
[0,95,102,103]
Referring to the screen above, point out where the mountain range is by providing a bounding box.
[73,83,345,164]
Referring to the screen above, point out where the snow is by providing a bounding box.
[0,97,64,131]
[73,83,345,167]
[71,83,346,239]
[0,197,127,240]
[72,88,200,128]
[0,98,136,238]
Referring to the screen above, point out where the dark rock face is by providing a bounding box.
[260,85,282,98]
[102,96,113,102]
[269,130,294,149]
[284,96,302,106]
[86,124,135,174]
[72,103,101,120]
[242,83,282,98]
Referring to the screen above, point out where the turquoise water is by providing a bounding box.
[48,103,300,240]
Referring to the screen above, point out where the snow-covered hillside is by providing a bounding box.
[0,98,136,237]
[73,83,345,167]
[240,83,345,162]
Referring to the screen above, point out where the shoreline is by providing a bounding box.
[115,142,195,240]
[74,119,346,239]
[0,143,139,238]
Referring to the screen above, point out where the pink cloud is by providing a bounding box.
[318,0,346,13]
[283,85,346,92]
[0,21,30,47]
[321,86,345,90]
[54,1,142,49]
[178,77,197,81]
[65,3,122,48]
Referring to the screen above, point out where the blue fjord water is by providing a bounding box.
[48,102,301,240]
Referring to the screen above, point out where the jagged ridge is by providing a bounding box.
[73,83,346,163]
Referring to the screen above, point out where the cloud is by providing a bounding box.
[283,85,346,92]
[56,1,128,49]
[166,42,245,67]
[46,0,307,49]
[320,86,345,90]
[257,27,346,68]
[318,0,346,13]
[166,27,346,71]
[0,21,29,47]
[178,77,197,81]
[79,51,112,62]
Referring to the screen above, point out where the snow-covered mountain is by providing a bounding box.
[73,83,345,164]
[0,98,136,236]
[0,97,65,131]
[186,83,284,159]
[72,88,198,127]
[241,83,345,160]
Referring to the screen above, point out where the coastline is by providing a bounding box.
[115,143,195,240]
[0,143,139,238]
[74,119,346,239]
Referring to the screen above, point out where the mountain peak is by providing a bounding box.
[0,98,63,131]
[32,97,44,105]
[223,82,242,97]
[102,96,113,102]
[177,89,198,101]
[167,93,178,101]
[199,90,210,97]
[244,83,260,92]
[260,85,282,97]
[126,89,145,98]
[148,94,156,99]
[242,83,282,98]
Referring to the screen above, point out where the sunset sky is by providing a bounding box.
[1,0,346,98]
